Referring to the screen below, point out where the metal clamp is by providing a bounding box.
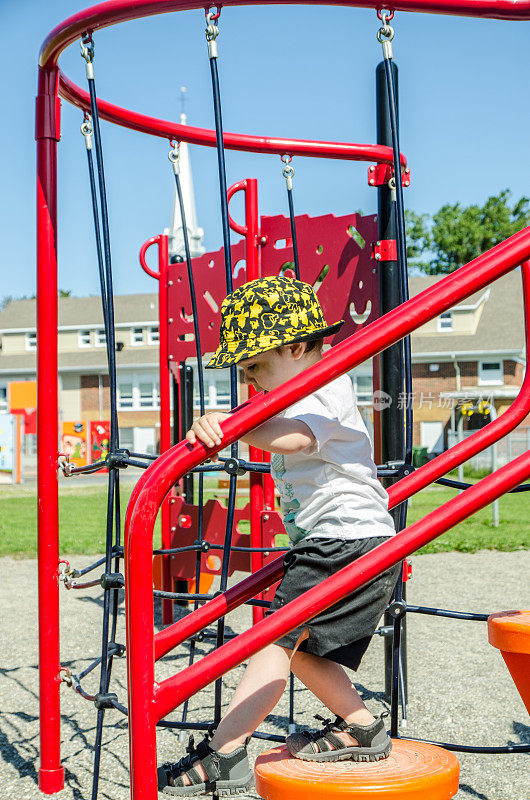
[80,34,94,62]
[168,140,180,175]
[108,641,126,657]
[281,154,294,190]
[223,457,247,476]
[58,560,73,586]
[388,599,407,619]
[80,116,93,150]
[100,572,125,590]
[59,666,73,687]
[104,449,130,470]
[94,692,119,710]
[58,454,73,477]
[376,10,394,59]
[80,34,95,79]
[205,10,220,59]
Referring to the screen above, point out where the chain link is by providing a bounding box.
[80,33,94,63]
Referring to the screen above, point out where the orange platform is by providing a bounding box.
[254,740,460,800]
[488,610,530,715]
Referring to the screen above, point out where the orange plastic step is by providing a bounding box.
[254,740,459,800]
[488,610,530,715]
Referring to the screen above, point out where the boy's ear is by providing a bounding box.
[288,342,307,360]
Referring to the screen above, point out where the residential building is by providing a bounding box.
[410,269,527,455]
[1,269,525,460]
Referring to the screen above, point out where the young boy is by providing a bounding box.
[158,276,399,796]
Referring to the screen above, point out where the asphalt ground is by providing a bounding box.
[0,551,528,800]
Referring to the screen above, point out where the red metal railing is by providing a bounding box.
[39,0,530,71]
[125,241,530,798]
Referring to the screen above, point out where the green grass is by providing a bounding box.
[0,480,528,557]
[408,487,530,553]
[0,483,161,557]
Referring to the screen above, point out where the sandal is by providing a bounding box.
[286,713,391,763]
[157,733,253,796]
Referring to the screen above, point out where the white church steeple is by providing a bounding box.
[167,87,205,260]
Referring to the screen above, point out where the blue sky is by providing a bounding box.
[2,1,530,300]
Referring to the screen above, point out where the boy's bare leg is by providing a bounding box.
[170,643,292,786]
[210,643,292,752]
[290,650,377,747]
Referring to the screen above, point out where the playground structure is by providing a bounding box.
[36,2,530,799]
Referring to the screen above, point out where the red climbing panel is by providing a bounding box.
[254,739,459,800]
[166,211,379,362]
[167,496,284,601]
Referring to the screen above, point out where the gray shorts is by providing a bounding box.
[269,536,400,671]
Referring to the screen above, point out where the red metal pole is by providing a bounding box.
[157,235,170,455]
[158,236,174,621]
[139,234,173,621]
[36,64,65,795]
[40,1,530,74]
[59,72,407,166]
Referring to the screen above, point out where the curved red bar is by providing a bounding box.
[227,181,250,236]
[139,235,162,280]
[40,0,530,68]
[58,73,405,164]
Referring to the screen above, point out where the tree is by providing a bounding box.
[0,289,72,311]
[406,190,530,275]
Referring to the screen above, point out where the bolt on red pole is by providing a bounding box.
[36,63,65,795]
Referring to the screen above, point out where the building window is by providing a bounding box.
[194,369,232,409]
[117,374,160,410]
[347,371,373,404]
[355,374,373,403]
[0,386,7,411]
[119,427,135,451]
[148,326,159,344]
[139,381,159,408]
[438,312,453,331]
[478,361,503,385]
[118,382,134,409]
[131,327,144,346]
[25,331,37,351]
[95,329,107,348]
[78,329,91,348]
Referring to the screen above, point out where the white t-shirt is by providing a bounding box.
[270,374,395,544]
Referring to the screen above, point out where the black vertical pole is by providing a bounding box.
[376,60,407,715]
